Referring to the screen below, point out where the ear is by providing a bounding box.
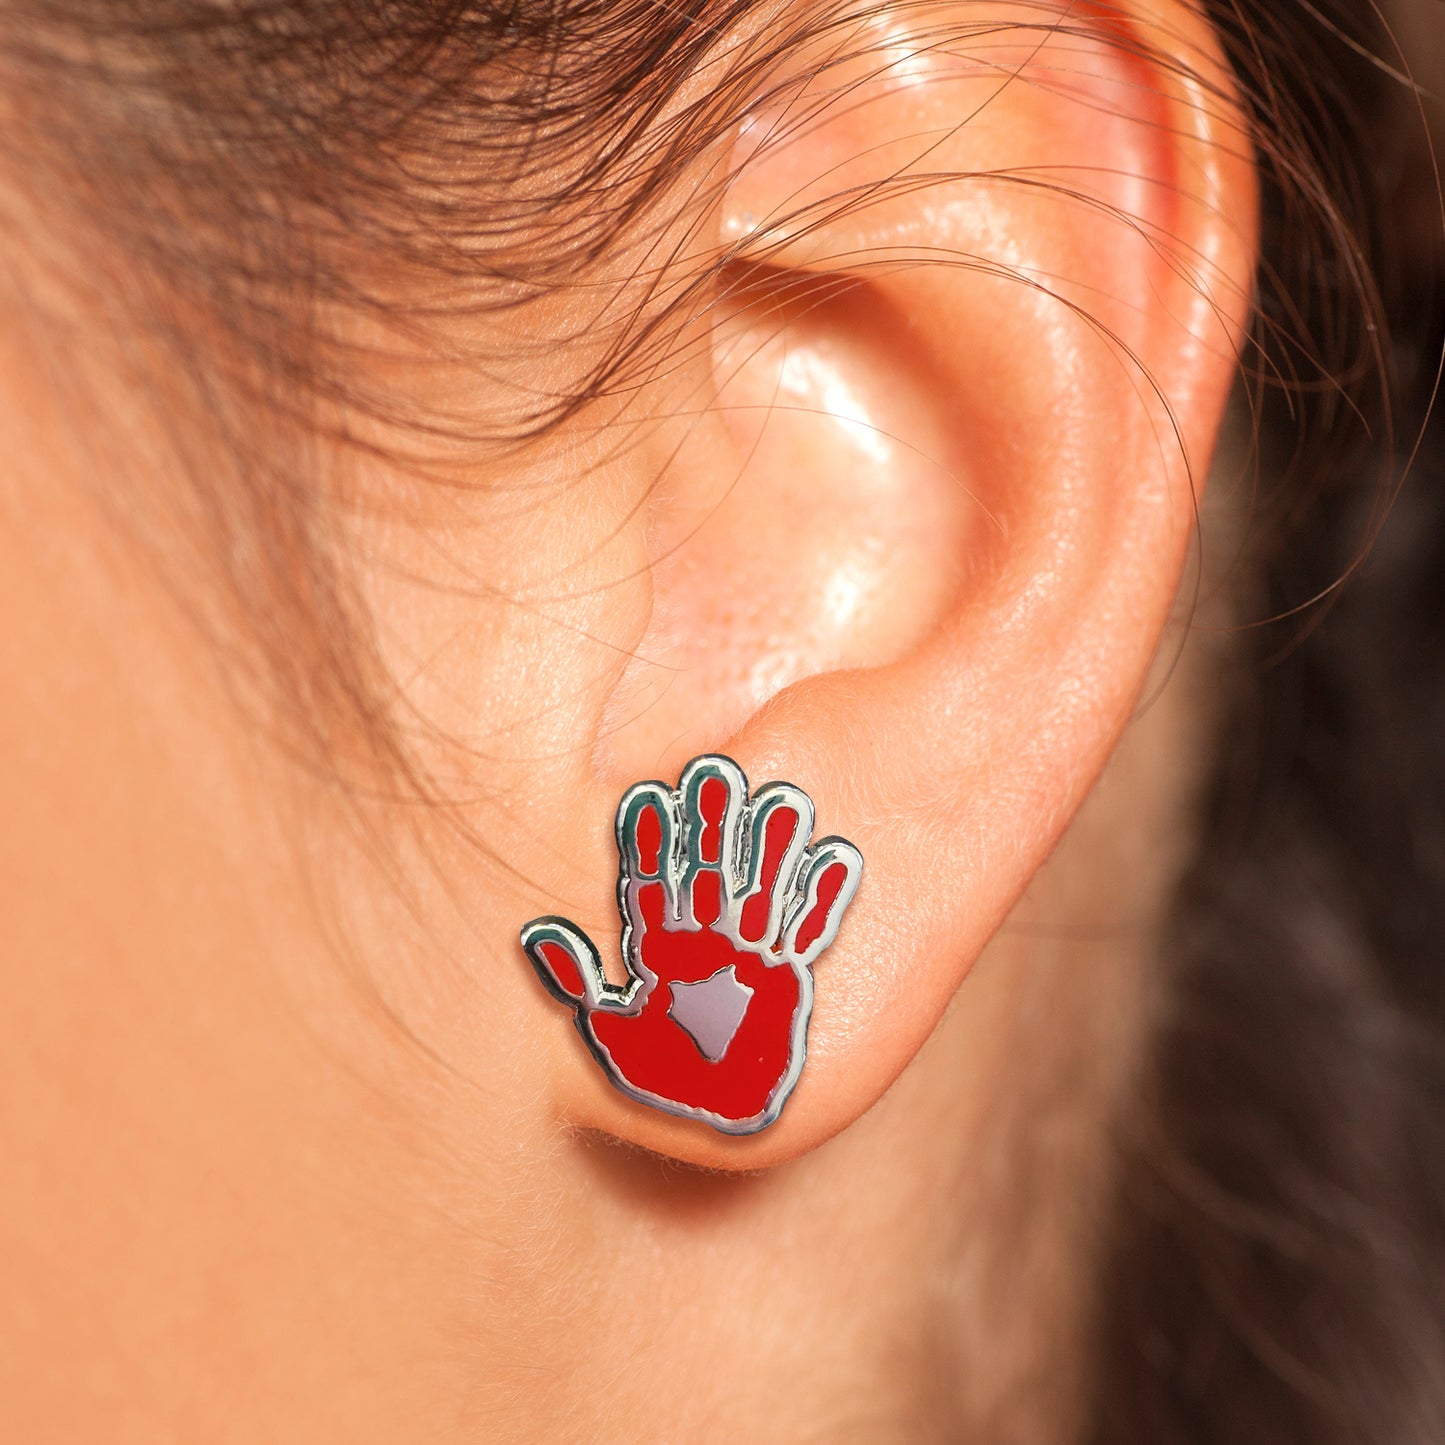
[511,0,1257,1167]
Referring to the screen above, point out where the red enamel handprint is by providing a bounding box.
[521,755,863,1134]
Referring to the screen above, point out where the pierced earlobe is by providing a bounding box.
[520,754,862,1135]
[510,0,1256,1164]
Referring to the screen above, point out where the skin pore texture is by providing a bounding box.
[0,2,1257,1441]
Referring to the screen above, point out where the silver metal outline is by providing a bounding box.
[520,753,863,1135]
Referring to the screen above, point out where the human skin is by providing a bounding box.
[0,2,1254,1440]
[0,412,1214,1439]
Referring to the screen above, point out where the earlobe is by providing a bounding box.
[546,0,1257,1167]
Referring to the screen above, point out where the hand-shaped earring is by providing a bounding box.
[521,754,863,1134]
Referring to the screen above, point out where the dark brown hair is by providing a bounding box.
[2,2,1441,1438]
[1089,7,1445,1439]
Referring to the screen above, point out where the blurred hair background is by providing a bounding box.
[1087,5,1445,1441]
